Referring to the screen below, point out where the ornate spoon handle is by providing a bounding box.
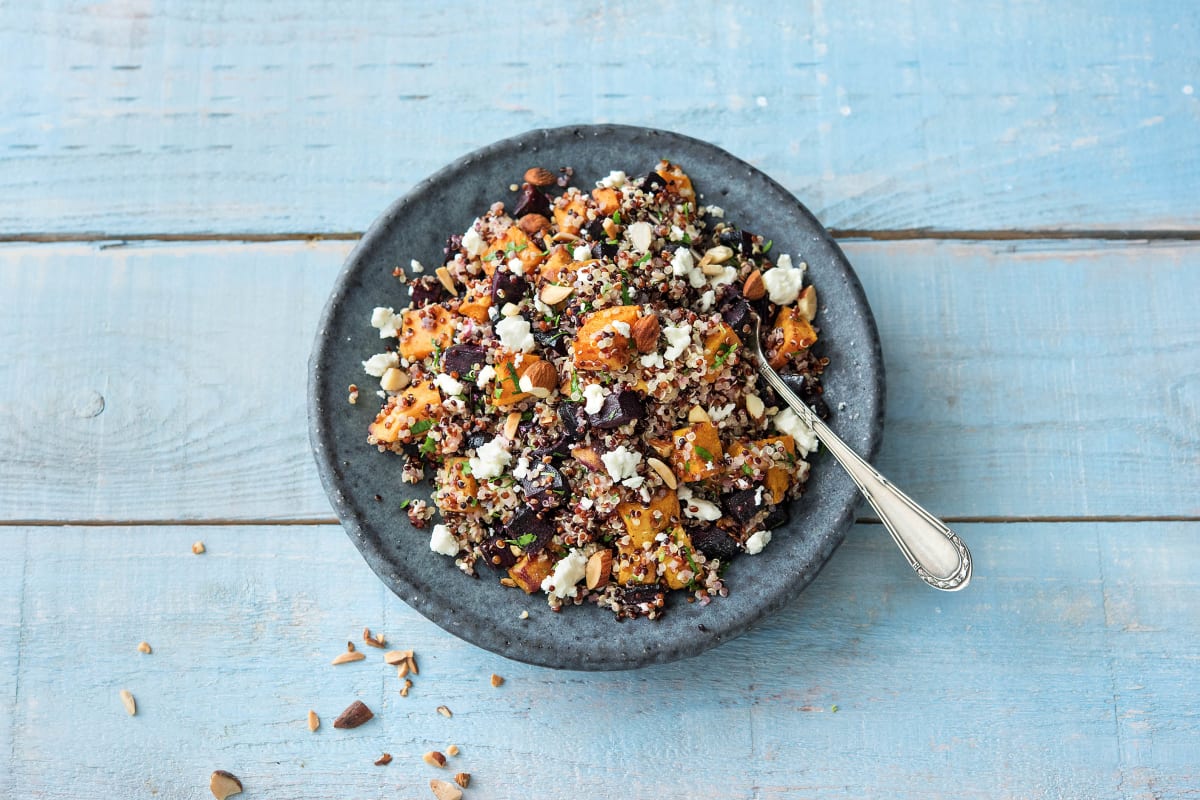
[754,355,972,591]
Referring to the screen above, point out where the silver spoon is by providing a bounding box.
[747,315,972,591]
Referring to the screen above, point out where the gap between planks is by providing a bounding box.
[3,229,1200,245]
[3,515,1198,528]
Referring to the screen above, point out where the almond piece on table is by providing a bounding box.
[192,541,206,555]
[539,283,574,305]
[209,770,243,800]
[446,744,460,756]
[631,314,660,353]
[743,269,766,301]
[362,627,386,648]
[331,651,365,665]
[307,709,320,732]
[137,641,152,654]
[524,166,556,187]
[585,549,613,590]
[745,393,765,420]
[435,266,459,296]
[119,689,137,716]
[430,779,464,800]
[332,700,374,729]
[423,750,447,768]
[383,649,407,665]
[436,705,453,718]
[374,752,393,766]
[454,772,471,788]
[490,673,504,688]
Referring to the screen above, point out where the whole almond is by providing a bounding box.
[524,167,556,187]
[518,213,552,235]
[631,314,660,353]
[332,700,373,729]
[209,770,243,800]
[430,779,464,800]
[524,360,559,395]
[585,549,613,590]
[743,269,766,301]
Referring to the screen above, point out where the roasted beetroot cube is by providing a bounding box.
[481,534,518,569]
[513,183,550,218]
[520,463,570,511]
[589,390,644,429]
[442,344,488,380]
[490,269,528,305]
[689,524,740,562]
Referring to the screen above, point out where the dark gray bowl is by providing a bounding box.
[309,124,884,670]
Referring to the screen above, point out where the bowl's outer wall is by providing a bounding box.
[309,125,885,670]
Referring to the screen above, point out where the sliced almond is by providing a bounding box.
[436,705,453,718]
[572,446,604,471]
[430,779,464,800]
[700,260,728,277]
[645,437,674,459]
[646,457,678,490]
[745,393,765,420]
[551,230,580,243]
[137,641,152,654]
[539,283,574,305]
[307,709,320,732]
[704,245,734,264]
[119,689,137,716]
[490,673,505,688]
[688,405,711,424]
[380,367,409,392]
[627,220,655,252]
[397,660,411,678]
[423,750,447,768]
[332,651,366,665]
[209,770,243,800]
[585,549,613,590]
[796,284,818,321]
[503,411,522,440]
[435,266,459,296]
[400,678,413,697]
[383,650,407,666]
[602,217,621,239]
[409,653,420,675]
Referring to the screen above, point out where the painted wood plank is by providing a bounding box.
[0,1,1197,235]
[1,238,1198,521]
[2,522,1197,798]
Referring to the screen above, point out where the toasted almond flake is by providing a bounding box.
[307,710,320,732]
[646,457,677,489]
[408,654,419,675]
[743,269,766,300]
[436,705,452,718]
[519,610,530,620]
[551,231,579,243]
[430,779,463,800]
[423,750,447,768]
[374,752,393,766]
[704,244,734,264]
[446,744,460,756]
[137,641,152,654]
[192,541,206,555]
[688,405,711,423]
[380,367,408,392]
[499,576,517,588]
[332,651,366,665]
[797,284,818,321]
[397,660,411,678]
[209,770,243,800]
[539,283,574,305]
[454,772,471,788]
[435,266,459,296]
[384,650,407,665]
[602,217,621,239]
[700,260,727,276]
[119,689,136,716]
[490,673,504,688]
[745,393,765,419]
[585,549,613,590]
[363,628,386,647]
[503,411,522,440]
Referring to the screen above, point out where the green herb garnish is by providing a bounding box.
[505,532,537,548]
[410,419,434,436]
[399,499,412,509]
[621,282,632,306]
[612,210,621,224]
[712,342,738,368]
[681,233,692,245]
[419,436,437,456]
[741,464,754,477]
[505,363,522,390]
[634,252,652,267]
[762,239,774,254]
[694,445,715,462]
[569,372,581,400]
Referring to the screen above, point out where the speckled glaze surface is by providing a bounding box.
[309,125,885,670]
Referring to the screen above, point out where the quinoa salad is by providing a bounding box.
[360,162,830,619]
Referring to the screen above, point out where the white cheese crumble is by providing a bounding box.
[678,484,722,521]
[507,257,526,275]
[469,436,511,479]
[475,364,496,388]
[541,549,589,598]
[670,247,694,277]
[582,383,606,415]
[429,524,459,556]
[640,352,665,370]
[598,170,627,188]
[709,266,738,286]
[462,222,485,257]
[627,221,655,252]
[709,403,736,422]
[611,320,631,338]
[433,373,463,397]
[622,476,645,489]
[762,254,806,305]
[744,529,772,555]
[600,445,642,484]
[410,259,425,274]
[573,244,592,262]
[698,289,716,312]
[495,315,535,352]
[512,455,531,481]
[370,307,402,338]
[662,325,692,361]
[362,352,398,377]
[705,205,725,218]
[772,407,819,456]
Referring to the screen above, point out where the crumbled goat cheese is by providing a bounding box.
[762,254,807,305]
[678,484,722,521]
[541,549,589,598]
[627,221,655,252]
[469,437,511,479]
[773,407,819,456]
[512,455,531,481]
[640,352,665,369]
[507,257,526,275]
[698,289,716,311]
[744,529,772,555]
[475,364,496,388]
[598,170,627,188]
[370,307,402,338]
[670,247,695,277]
[434,373,463,397]
[461,223,485,257]
[662,325,692,361]
[430,524,459,556]
[611,320,631,338]
[670,225,686,242]
[362,352,399,377]
[410,259,425,273]
[601,445,642,484]
[622,476,645,489]
[582,383,606,415]
[709,403,736,422]
[495,315,535,352]
[573,245,592,262]
[705,205,725,218]
[709,266,738,286]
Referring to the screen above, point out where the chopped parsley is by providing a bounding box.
[506,362,522,390]
[461,461,473,475]
[634,252,652,267]
[506,532,537,548]
[409,419,434,436]
[741,463,754,477]
[762,239,774,254]
[712,342,737,368]
[399,499,412,509]
[612,210,621,224]
[419,436,437,456]
[694,445,715,462]
[569,371,582,400]
[621,282,632,306]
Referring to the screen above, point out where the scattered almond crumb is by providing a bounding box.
[446,744,460,757]
[436,705,452,718]
[332,651,366,665]
[209,770,243,800]
[137,641,152,654]
[490,673,504,688]
[307,710,320,732]
[119,689,136,716]
[423,750,447,768]
[400,678,413,697]
[454,772,471,789]
[348,383,359,404]
[346,641,356,652]
[362,627,386,648]
[374,752,393,766]
[430,779,463,800]
[192,541,206,555]
[519,610,529,620]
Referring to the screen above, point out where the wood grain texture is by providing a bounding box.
[1,521,1196,799]
[1,1,1198,235]
[2,238,1198,522]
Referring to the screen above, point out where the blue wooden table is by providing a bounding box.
[2,2,1198,797]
